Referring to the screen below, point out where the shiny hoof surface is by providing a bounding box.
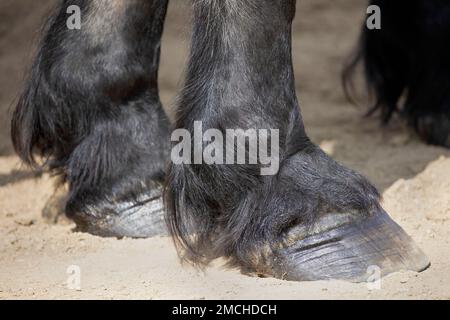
[69,191,167,238]
[271,210,430,282]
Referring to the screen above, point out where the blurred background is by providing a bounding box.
[0,0,449,299]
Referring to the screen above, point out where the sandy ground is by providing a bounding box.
[1,0,449,300]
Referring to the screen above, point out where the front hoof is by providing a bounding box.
[271,210,430,282]
[67,190,167,238]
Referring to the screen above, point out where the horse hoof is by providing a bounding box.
[271,209,430,282]
[67,188,167,238]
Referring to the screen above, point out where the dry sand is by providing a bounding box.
[0,0,449,299]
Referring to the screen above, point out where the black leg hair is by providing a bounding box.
[11,0,171,237]
[343,0,450,147]
[166,0,429,281]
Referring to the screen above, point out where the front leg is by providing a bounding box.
[12,0,170,237]
[166,0,429,281]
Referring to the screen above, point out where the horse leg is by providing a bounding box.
[344,0,450,147]
[12,0,171,237]
[166,0,429,281]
